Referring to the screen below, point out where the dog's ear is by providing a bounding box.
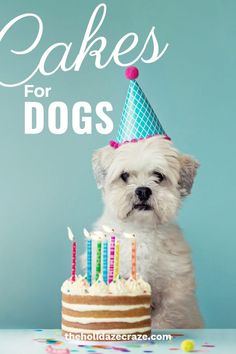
[178,155,199,197]
[92,145,115,189]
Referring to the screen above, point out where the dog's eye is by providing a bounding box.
[120,172,129,182]
[153,171,165,183]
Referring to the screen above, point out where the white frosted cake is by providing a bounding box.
[61,274,151,340]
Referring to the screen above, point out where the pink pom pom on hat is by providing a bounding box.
[110,66,170,149]
[125,66,139,80]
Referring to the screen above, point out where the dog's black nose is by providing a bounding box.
[135,187,152,202]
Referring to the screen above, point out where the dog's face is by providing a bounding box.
[93,137,198,225]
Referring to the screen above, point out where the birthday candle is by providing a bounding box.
[124,232,136,279]
[83,228,92,285]
[67,227,76,282]
[114,240,120,279]
[131,238,136,280]
[102,239,108,284]
[102,225,116,284]
[96,239,102,280]
[87,238,92,285]
[109,235,116,283]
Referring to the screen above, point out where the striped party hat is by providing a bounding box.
[110,66,170,149]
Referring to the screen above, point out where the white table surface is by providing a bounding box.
[0,329,235,354]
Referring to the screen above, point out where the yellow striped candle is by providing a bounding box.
[131,238,136,280]
[114,240,120,278]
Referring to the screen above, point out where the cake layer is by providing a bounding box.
[62,327,151,336]
[62,301,150,311]
[62,313,150,323]
[62,318,151,330]
[62,306,150,318]
[62,293,151,305]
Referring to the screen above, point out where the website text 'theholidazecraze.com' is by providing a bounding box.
[65,332,172,342]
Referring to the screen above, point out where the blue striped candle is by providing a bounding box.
[102,239,108,284]
[87,239,92,285]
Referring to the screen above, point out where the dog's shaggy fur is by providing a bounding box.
[88,136,203,329]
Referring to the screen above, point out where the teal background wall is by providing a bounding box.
[0,0,236,328]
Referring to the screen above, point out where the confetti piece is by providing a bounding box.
[202,344,215,348]
[112,348,130,352]
[169,349,180,351]
[126,344,142,348]
[47,340,63,345]
[143,351,153,353]
[34,338,63,345]
[34,329,43,332]
[46,345,70,354]
[171,334,185,337]
[48,340,61,345]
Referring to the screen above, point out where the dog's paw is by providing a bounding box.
[151,314,177,329]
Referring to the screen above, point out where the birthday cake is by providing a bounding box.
[61,228,151,341]
[61,275,151,340]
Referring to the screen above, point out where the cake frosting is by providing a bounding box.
[61,274,151,296]
[61,275,90,295]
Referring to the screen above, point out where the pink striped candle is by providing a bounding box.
[71,240,77,282]
[108,235,116,283]
[68,227,77,282]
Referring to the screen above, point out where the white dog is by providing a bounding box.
[89,136,203,329]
